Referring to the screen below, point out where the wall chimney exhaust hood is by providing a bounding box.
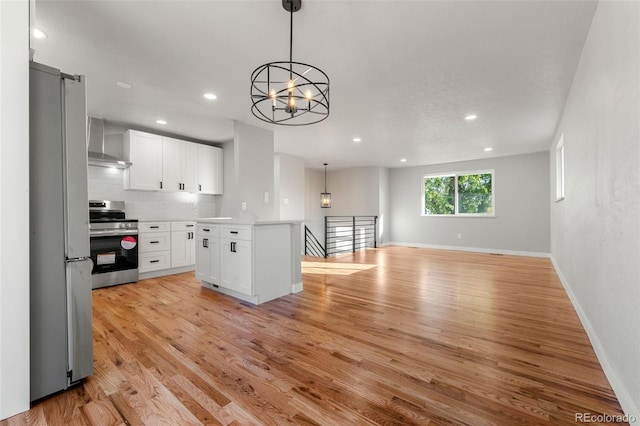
[87,117,131,168]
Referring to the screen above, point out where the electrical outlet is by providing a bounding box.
[457,233,462,239]
[284,198,289,205]
[264,191,269,203]
[241,201,247,211]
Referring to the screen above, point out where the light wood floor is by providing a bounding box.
[3,247,625,425]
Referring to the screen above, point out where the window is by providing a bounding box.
[423,171,494,216]
[555,134,565,201]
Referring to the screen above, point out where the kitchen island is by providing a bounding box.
[195,218,302,305]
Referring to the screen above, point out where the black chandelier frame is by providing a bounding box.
[250,0,330,126]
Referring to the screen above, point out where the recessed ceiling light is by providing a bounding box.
[116,81,132,89]
[465,114,478,121]
[156,119,167,125]
[484,147,493,152]
[352,137,362,143]
[33,28,47,39]
[203,93,217,100]
[400,158,407,163]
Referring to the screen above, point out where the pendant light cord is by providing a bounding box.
[324,163,328,192]
[289,1,293,79]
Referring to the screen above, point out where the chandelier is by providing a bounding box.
[250,0,330,126]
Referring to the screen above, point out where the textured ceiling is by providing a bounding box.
[32,0,597,169]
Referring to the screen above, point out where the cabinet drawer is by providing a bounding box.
[139,250,170,272]
[140,232,170,252]
[140,222,170,233]
[221,225,252,241]
[172,221,196,232]
[197,224,219,237]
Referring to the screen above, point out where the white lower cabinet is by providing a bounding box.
[195,224,220,284]
[139,221,196,275]
[139,222,171,273]
[171,221,196,268]
[221,233,252,295]
[196,220,303,305]
[139,251,170,272]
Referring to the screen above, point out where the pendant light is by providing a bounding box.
[321,163,331,208]
[250,0,330,126]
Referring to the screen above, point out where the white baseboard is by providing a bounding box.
[291,282,304,293]
[383,241,550,258]
[550,257,639,421]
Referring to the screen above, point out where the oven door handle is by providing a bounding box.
[89,230,139,237]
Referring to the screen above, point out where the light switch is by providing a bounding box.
[264,192,269,203]
[284,198,289,205]
[241,201,247,211]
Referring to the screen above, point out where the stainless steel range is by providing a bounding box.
[89,200,139,288]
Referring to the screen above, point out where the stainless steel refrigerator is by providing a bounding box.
[29,62,93,401]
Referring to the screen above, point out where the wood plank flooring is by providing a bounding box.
[2,246,626,425]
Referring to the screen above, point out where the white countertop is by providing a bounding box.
[196,217,302,226]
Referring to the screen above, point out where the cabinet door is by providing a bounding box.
[195,236,210,281]
[162,137,182,192]
[182,142,199,193]
[124,131,163,191]
[221,239,252,295]
[188,230,196,264]
[208,236,220,285]
[198,144,223,195]
[171,231,188,268]
[196,236,219,284]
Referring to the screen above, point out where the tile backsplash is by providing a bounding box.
[88,166,217,220]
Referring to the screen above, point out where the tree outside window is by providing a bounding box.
[423,171,494,216]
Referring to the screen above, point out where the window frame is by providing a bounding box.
[421,169,495,217]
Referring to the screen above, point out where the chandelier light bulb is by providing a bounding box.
[287,80,295,93]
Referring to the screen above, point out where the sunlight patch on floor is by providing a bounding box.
[302,261,377,276]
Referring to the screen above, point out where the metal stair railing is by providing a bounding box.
[324,216,377,257]
[304,225,326,257]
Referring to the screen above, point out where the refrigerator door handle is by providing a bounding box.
[65,256,90,263]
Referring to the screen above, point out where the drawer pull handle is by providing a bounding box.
[203,238,209,248]
[150,260,160,263]
[150,226,160,229]
[230,231,239,234]
[231,241,237,252]
[150,241,159,244]
[203,228,210,232]
[186,224,194,227]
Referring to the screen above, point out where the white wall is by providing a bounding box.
[274,153,305,221]
[220,122,275,220]
[88,166,217,220]
[328,167,383,216]
[389,152,550,255]
[304,166,390,248]
[378,168,390,245]
[304,168,325,242]
[0,0,31,419]
[549,1,640,418]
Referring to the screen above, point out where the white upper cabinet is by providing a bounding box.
[161,137,181,192]
[182,142,199,193]
[124,130,163,191]
[198,144,223,194]
[162,137,198,192]
[124,129,222,193]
